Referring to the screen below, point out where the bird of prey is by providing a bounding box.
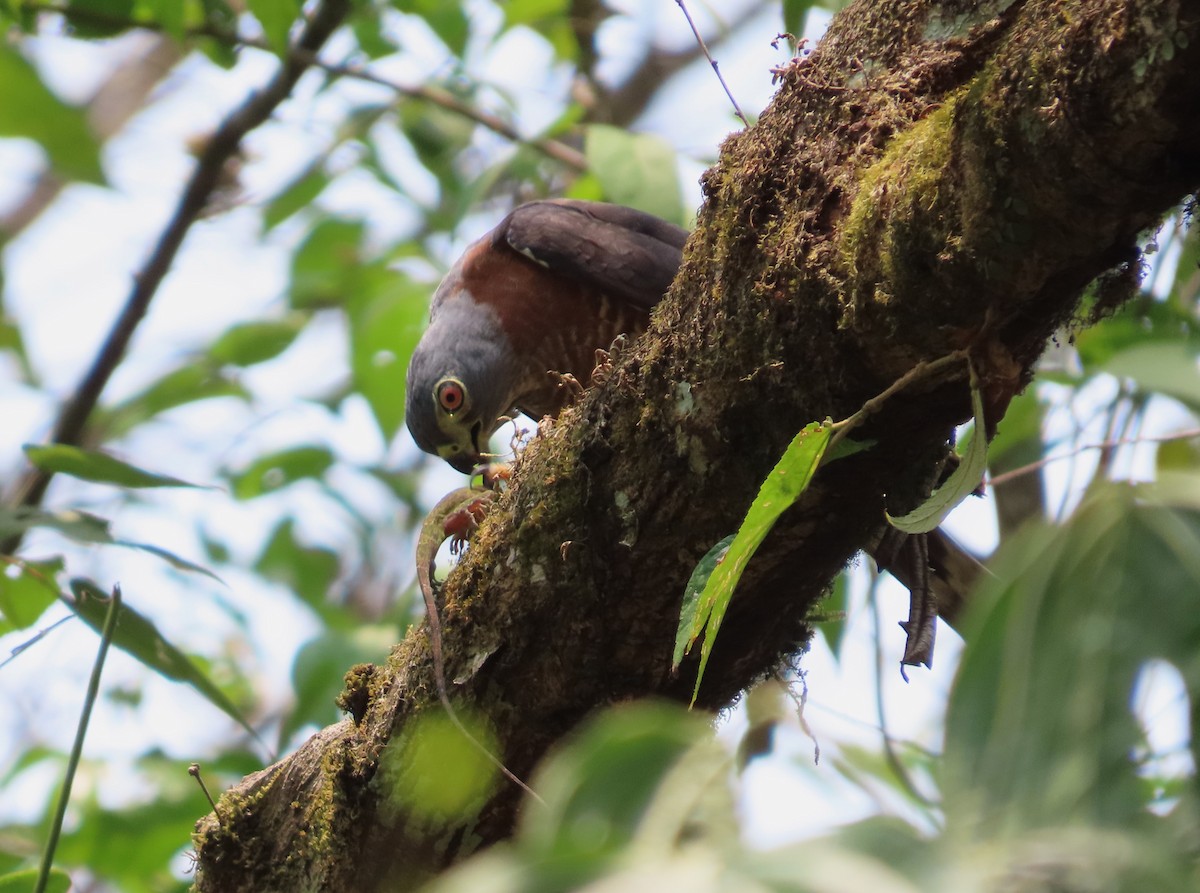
[405,199,689,473]
[405,198,984,656]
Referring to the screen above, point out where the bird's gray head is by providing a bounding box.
[405,294,518,474]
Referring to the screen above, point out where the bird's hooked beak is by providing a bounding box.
[444,450,479,475]
[436,418,489,474]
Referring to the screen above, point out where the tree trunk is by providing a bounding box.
[193,0,1200,889]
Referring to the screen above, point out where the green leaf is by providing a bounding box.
[289,218,367,309]
[681,421,832,704]
[944,481,1200,830]
[136,0,188,41]
[230,445,335,499]
[199,35,238,69]
[117,540,222,582]
[782,0,815,34]
[815,570,850,659]
[0,557,63,629]
[0,868,71,893]
[986,386,1045,470]
[499,0,575,58]
[246,0,300,55]
[0,744,61,790]
[348,271,430,440]
[0,507,114,544]
[0,307,33,382]
[562,172,605,202]
[1075,299,1196,369]
[178,0,237,65]
[256,519,340,621]
[501,0,567,26]
[1156,434,1200,472]
[396,98,476,197]
[378,708,500,827]
[351,14,397,58]
[672,535,734,671]
[392,0,469,55]
[282,626,393,744]
[64,0,134,37]
[0,2,37,32]
[1101,341,1200,412]
[0,46,103,183]
[585,125,684,225]
[263,164,330,231]
[65,579,260,742]
[98,364,248,440]
[521,702,708,862]
[887,381,988,534]
[825,434,875,462]
[0,507,218,580]
[23,444,207,489]
[208,316,306,366]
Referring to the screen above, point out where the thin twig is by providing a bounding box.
[20,0,587,171]
[674,0,750,128]
[827,350,969,455]
[806,699,942,760]
[1094,389,1134,480]
[987,426,1200,487]
[35,586,121,893]
[2,0,351,554]
[306,57,587,171]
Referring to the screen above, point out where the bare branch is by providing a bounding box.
[988,427,1200,487]
[308,57,587,171]
[17,0,587,172]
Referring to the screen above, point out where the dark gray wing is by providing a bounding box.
[493,199,689,311]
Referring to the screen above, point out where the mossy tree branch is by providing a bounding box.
[193,1,1200,890]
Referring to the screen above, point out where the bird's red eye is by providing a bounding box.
[436,379,466,412]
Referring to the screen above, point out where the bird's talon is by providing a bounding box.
[442,493,495,556]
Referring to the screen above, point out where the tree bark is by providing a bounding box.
[193,0,1200,889]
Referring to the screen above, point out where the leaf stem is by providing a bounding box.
[827,349,969,455]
